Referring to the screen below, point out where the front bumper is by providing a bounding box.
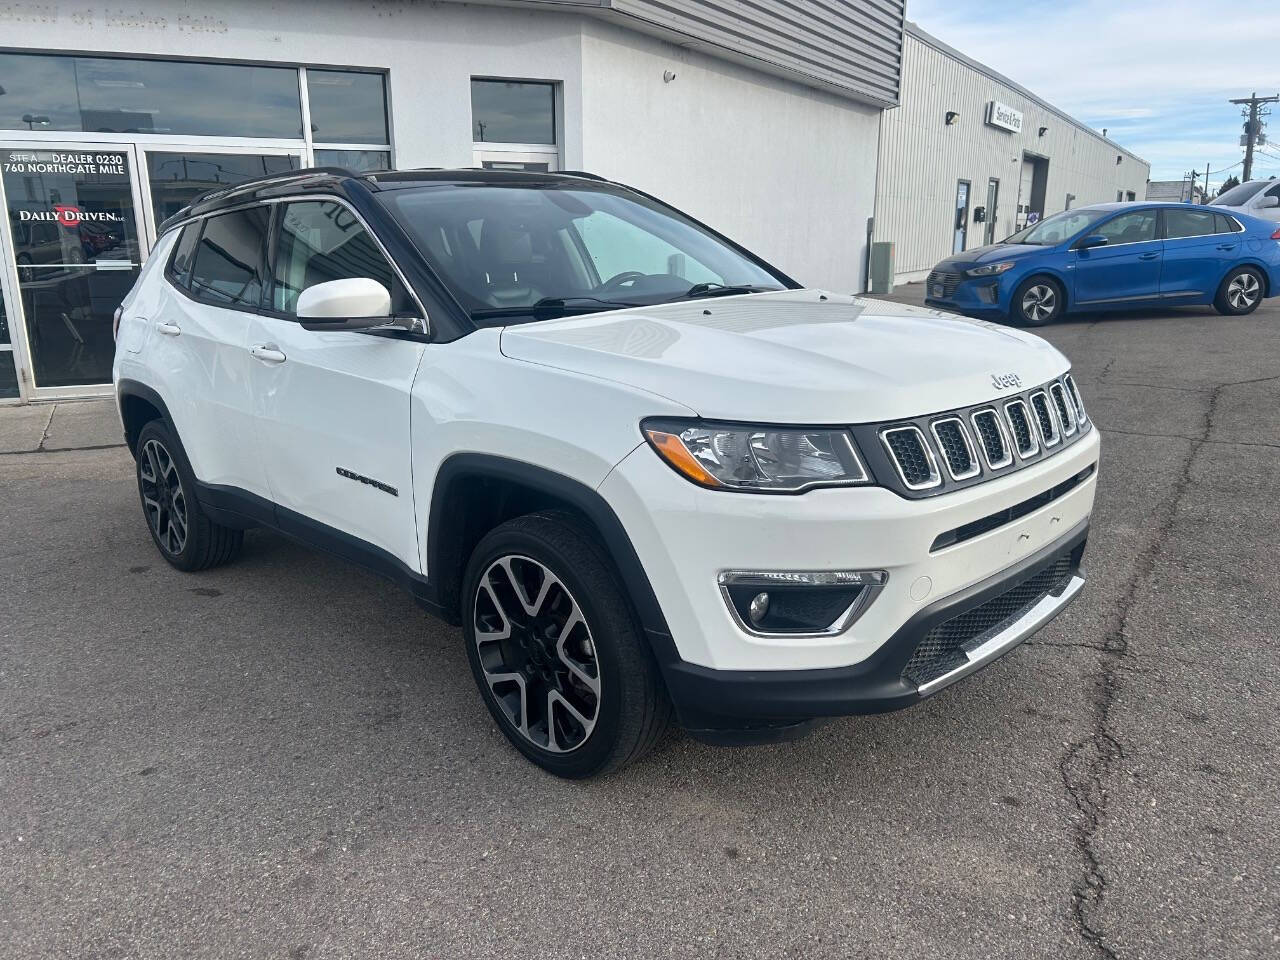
[924,273,1008,318]
[662,520,1086,738]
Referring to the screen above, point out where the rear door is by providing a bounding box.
[1159,208,1236,301]
[245,198,426,573]
[149,207,273,501]
[1070,209,1161,306]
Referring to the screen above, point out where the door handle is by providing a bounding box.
[1138,252,1160,260]
[250,343,287,364]
[156,321,181,336]
[1217,243,1237,251]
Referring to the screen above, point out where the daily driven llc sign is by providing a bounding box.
[985,100,1023,134]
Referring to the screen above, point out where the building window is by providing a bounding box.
[313,149,391,173]
[0,52,302,138]
[306,70,389,145]
[471,78,558,171]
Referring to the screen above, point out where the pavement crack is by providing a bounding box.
[36,404,56,451]
[1057,379,1220,959]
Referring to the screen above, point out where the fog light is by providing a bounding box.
[718,569,887,637]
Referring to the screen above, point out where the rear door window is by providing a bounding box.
[188,206,271,307]
[1163,209,1218,239]
[167,222,202,289]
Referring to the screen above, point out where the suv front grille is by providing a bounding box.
[927,270,962,297]
[880,426,940,490]
[902,548,1076,687]
[866,376,1090,499]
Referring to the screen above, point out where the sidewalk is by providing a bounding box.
[0,399,122,454]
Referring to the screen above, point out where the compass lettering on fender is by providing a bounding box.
[990,372,1022,391]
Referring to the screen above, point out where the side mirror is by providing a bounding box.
[1257,195,1280,209]
[297,278,411,331]
[1077,234,1109,250]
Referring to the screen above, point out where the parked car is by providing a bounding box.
[926,202,1280,326]
[1210,178,1280,223]
[114,168,1099,777]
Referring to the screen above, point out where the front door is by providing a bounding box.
[1071,209,1162,306]
[0,143,148,397]
[984,178,1000,245]
[247,197,426,573]
[953,180,970,254]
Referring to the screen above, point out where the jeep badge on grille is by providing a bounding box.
[990,372,1022,390]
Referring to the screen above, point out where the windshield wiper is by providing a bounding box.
[667,282,777,302]
[470,296,637,322]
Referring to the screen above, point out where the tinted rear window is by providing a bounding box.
[189,207,270,307]
[1164,209,1218,239]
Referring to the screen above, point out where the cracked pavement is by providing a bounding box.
[2,292,1278,958]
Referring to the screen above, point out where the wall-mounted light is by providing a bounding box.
[945,111,960,125]
[663,70,677,83]
[1038,126,1048,137]
[1116,154,1123,165]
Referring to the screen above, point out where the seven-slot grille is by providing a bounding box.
[880,426,941,490]
[873,375,1089,497]
[926,270,963,298]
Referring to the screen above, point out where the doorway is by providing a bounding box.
[984,178,1000,245]
[0,140,304,400]
[953,180,971,254]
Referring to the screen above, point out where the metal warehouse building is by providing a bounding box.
[874,23,1150,284]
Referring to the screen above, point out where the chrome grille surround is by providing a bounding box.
[1064,373,1088,425]
[879,426,942,491]
[930,417,981,481]
[864,375,1091,499]
[1050,382,1077,437]
[1003,399,1040,459]
[970,408,1013,470]
[1029,390,1061,447]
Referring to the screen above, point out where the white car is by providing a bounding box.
[113,168,1099,777]
[1210,179,1280,222]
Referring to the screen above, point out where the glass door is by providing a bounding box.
[0,143,149,397]
[984,178,1000,246]
[953,180,970,254]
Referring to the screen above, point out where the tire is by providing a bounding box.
[1010,276,1064,327]
[1214,266,1264,316]
[134,419,243,572]
[461,511,671,778]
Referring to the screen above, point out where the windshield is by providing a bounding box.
[1002,209,1109,246]
[1210,181,1270,207]
[378,182,787,323]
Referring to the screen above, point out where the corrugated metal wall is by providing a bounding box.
[875,27,1151,280]
[500,0,905,106]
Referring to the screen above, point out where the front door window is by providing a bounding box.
[1,147,143,389]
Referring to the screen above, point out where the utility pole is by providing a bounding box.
[1230,91,1279,182]
[1204,163,1210,203]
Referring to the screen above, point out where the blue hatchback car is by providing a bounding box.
[925,202,1280,326]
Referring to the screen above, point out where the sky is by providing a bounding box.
[907,0,1280,191]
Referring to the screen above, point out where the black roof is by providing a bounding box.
[158,166,621,233]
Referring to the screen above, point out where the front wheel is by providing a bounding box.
[1214,266,1264,316]
[461,512,670,778]
[1010,276,1064,327]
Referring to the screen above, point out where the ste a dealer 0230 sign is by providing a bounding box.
[985,101,1024,134]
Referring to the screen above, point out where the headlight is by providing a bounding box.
[642,419,871,493]
[966,261,1016,277]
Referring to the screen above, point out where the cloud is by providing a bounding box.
[908,0,1280,182]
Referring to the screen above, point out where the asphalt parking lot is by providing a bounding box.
[2,290,1277,959]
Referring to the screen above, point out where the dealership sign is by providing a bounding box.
[985,100,1023,134]
[18,206,123,228]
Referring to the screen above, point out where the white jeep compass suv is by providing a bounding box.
[113,167,1099,778]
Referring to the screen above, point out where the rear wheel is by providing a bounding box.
[1214,266,1264,316]
[1010,276,1064,327]
[135,420,242,572]
[461,512,670,778]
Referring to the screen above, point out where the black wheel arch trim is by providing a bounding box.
[427,453,678,658]
[116,379,178,454]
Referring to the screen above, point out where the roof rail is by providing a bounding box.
[159,166,361,233]
[557,170,611,182]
